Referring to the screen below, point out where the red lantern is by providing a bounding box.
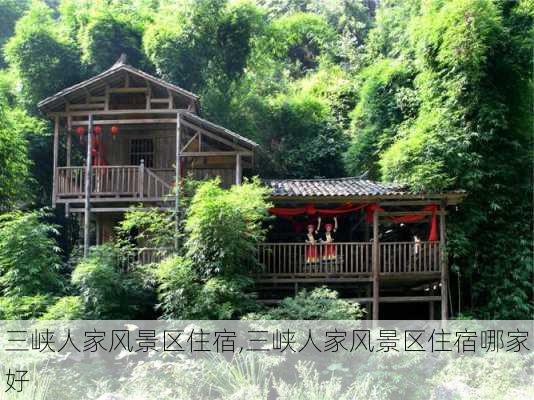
[110,125,119,139]
[93,125,102,135]
[76,126,85,141]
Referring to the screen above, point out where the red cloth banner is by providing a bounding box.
[268,203,367,218]
[364,204,438,241]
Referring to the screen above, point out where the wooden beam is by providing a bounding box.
[108,87,149,94]
[52,116,60,207]
[72,118,177,125]
[48,109,184,117]
[378,210,447,217]
[66,116,72,167]
[180,120,250,152]
[70,207,172,213]
[235,154,242,185]
[174,113,181,250]
[181,151,252,157]
[181,132,199,152]
[372,210,380,320]
[440,205,448,320]
[83,115,93,257]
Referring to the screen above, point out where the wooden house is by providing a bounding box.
[40,57,465,319]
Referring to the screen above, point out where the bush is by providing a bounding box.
[0,210,64,297]
[0,295,53,319]
[185,178,271,279]
[40,296,85,320]
[155,256,258,319]
[72,245,155,319]
[247,287,364,320]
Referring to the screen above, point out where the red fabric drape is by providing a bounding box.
[269,203,367,218]
[364,203,439,241]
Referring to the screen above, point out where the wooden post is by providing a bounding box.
[429,301,435,320]
[52,116,60,207]
[66,117,72,167]
[83,115,93,257]
[139,159,145,199]
[174,113,181,250]
[372,210,380,320]
[235,154,242,185]
[440,205,448,320]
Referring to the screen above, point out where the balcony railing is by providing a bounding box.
[257,241,441,280]
[56,166,172,200]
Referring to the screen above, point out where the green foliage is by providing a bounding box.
[0,0,29,67]
[155,256,257,319]
[344,58,417,178]
[0,294,53,319]
[265,12,337,78]
[71,245,155,319]
[248,287,365,320]
[369,0,533,317]
[144,0,264,91]
[4,1,82,108]
[0,86,36,207]
[117,207,177,250]
[40,295,85,320]
[262,89,347,178]
[185,178,271,278]
[80,10,147,72]
[0,210,63,297]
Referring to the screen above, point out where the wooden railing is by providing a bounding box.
[120,247,173,271]
[257,241,441,279]
[380,241,440,274]
[257,242,372,277]
[57,166,172,199]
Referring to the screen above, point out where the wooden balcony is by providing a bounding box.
[257,241,441,282]
[56,165,173,202]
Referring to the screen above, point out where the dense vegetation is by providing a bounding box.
[0,0,531,319]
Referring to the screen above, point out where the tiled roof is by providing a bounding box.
[264,177,408,197]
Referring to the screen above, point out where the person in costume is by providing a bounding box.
[305,218,320,263]
[321,217,338,260]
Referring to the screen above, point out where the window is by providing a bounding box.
[130,139,154,167]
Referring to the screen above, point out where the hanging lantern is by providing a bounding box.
[76,126,85,142]
[110,125,119,139]
[93,125,102,135]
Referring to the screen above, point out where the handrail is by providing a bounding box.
[56,166,172,199]
[257,241,441,278]
[257,242,372,276]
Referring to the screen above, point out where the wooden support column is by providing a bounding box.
[372,210,380,320]
[66,117,72,167]
[174,113,182,250]
[440,205,448,320]
[52,116,60,207]
[83,115,93,258]
[235,154,242,185]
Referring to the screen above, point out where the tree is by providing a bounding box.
[0,83,37,208]
[4,1,82,109]
[80,10,148,73]
[376,0,533,318]
[0,210,63,297]
[0,0,29,67]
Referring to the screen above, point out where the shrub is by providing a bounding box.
[72,245,155,319]
[155,256,258,319]
[247,287,364,320]
[185,178,271,278]
[0,295,53,319]
[40,296,85,320]
[0,210,64,297]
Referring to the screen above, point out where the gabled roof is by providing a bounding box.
[181,111,259,150]
[38,57,199,112]
[264,177,465,202]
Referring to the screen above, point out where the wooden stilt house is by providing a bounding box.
[40,57,465,319]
